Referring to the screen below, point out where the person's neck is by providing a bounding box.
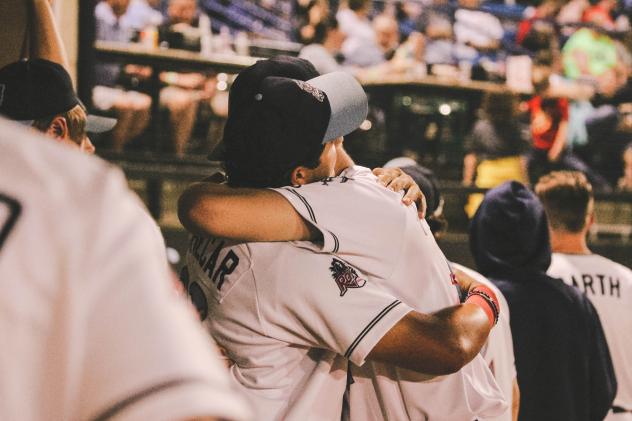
[550,229,591,255]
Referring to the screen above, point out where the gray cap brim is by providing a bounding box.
[307,72,368,143]
[86,114,117,133]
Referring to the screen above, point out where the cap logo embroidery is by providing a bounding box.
[294,80,324,102]
[0,84,5,106]
[330,258,366,296]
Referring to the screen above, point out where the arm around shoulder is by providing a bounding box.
[367,303,492,375]
[178,182,317,242]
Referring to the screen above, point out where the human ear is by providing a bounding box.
[290,166,310,186]
[46,116,68,140]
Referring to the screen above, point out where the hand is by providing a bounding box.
[201,171,227,183]
[372,167,427,218]
[547,149,561,163]
[454,268,482,299]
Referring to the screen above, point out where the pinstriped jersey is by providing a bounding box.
[185,238,414,420]
[272,165,507,421]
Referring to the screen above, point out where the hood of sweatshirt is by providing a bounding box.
[469,181,551,279]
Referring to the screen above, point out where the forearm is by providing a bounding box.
[178,182,316,241]
[463,153,477,185]
[29,0,69,70]
[548,121,568,161]
[512,378,520,421]
[367,303,492,375]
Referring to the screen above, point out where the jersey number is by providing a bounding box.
[0,193,22,253]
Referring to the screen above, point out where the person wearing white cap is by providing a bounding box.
[178,56,506,420]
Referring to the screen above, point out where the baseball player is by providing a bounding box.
[0,118,250,421]
[179,56,506,420]
[537,171,632,420]
[384,158,520,421]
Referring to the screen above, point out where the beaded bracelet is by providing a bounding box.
[466,287,500,326]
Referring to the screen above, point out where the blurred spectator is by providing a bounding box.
[158,0,216,155]
[527,77,611,191]
[293,0,329,44]
[453,0,503,64]
[582,0,617,31]
[463,91,530,218]
[337,0,384,66]
[299,16,346,74]
[562,27,618,93]
[469,181,617,421]
[373,13,400,59]
[418,0,457,65]
[94,0,152,152]
[619,142,632,190]
[395,1,422,40]
[126,0,164,31]
[517,0,562,62]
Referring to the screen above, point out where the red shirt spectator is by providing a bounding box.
[528,96,569,151]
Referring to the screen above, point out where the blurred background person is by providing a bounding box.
[453,0,504,65]
[417,0,457,66]
[299,16,346,74]
[93,0,152,152]
[462,91,530,218]
[337,0,384,67]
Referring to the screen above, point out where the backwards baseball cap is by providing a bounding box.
[219,57,368,187]
[0,59,116,133]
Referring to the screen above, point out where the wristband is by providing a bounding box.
[465,285,500,327]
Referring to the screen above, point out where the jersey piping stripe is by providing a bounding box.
[329,231,340,253]
[90,378,199,421]
[284,188,317,223]
[344,300,402,358]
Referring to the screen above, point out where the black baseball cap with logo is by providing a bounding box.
[0,58,116,133]
[221,56,368,187]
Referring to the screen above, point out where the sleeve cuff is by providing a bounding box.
[345,300,413,367]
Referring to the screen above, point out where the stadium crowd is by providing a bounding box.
[0,1,631,421]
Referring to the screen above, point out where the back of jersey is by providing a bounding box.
[549,253,632,414]
[0,119,249,421]
[273,166,505,420]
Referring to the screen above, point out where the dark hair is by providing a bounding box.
[348,0,370,11]
[223,103,323,188]
[535,171,593,232]
[32,104,87,144]
[313,17,339,44]
[481,91,518,127]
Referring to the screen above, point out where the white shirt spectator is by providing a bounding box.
[336,8,384,67]
[126,0,164,31]
[299,44,342,74]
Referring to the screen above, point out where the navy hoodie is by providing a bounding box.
[470,181,616,421]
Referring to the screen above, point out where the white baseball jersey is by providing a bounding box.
[451,263,517,421]
[0,119,250,421]
[184,235,415,420]
[548,252,632,420]
[272,166,506,421]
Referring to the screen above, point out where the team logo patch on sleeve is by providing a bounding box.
[330,258,366,296]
